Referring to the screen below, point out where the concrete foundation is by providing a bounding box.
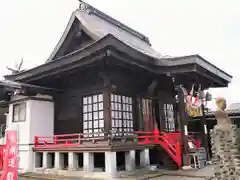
[32,149,142,179]
[83,152,94,172]
[43,152,53,169]
[125,150,136,171]
[34,152,43,168]
[68,152,78,170]
[105,151,118,178]
[54,152,64,170]
[140,149,150,167]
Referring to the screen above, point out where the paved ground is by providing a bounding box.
[19,175,207,180]
[156,165,213,178]
[18,166,213,180]
[149,175,206,180]
[120,165,213,180]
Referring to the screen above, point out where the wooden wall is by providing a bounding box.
[40,61,175,135]
[53,66,104,135]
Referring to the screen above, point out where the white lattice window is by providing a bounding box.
[164,104,175,132]
[111,94,133,136]
[83,94,104,137]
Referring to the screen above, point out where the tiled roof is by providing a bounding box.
[0,80,61,92]
[46,1,163,62]
[75,8,163,59]
[228,103,240,110]
[5,1,232,86]
[205,103,240,116]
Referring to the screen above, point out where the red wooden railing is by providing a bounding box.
[0,145,4,169]
[34,133,83,148]
[135,129,201,168]
[164,132,200,148]
[34,132,110,148]
[34,129,200,169]
[136,129,182,168]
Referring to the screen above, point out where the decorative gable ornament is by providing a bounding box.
[79,0,93,14]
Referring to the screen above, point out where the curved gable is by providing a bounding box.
[46,1,162,62]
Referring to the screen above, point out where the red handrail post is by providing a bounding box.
[175,141,181,167]
[196,140,201,148]
[34,136,38,148]
[153,128,159,136]
[153,128,160,144]
[143,136,151,144]
[54,136,58,145]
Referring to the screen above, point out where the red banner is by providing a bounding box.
[1,130,18,180]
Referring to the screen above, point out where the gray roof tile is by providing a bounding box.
[75,6,163,60]
[228,103,240,110]
[205,102,240,116]
[8,1,230,86]
[47,1,163,62]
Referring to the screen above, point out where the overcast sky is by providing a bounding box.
[0,0,239,109]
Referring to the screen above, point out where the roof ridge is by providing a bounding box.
[78,0,151,45]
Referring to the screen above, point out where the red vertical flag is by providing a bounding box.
[1,130,18,180]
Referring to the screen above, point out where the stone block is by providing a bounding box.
[210,124,240,180]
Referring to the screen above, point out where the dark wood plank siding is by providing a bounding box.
[108,63,153,96]
[54,91,82,134]
[53,66,104,135]
[157,89,175,131]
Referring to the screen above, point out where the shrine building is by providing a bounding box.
[0,1,232,178]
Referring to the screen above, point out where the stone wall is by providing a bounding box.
[210,124,240,180]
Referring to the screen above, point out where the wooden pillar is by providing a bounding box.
[176,85,189,166]
[157,92,165,132]
[147,79,158,131]
[173,103,179,130]
[136,98,144,130]
[171,76,179,131]
[103,91,111,134]
[200,104,210,161]
[99,63,112,137]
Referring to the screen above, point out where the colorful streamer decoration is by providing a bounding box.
[185,103,203,117]
[182,85,203,117]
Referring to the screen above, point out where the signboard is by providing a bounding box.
[1,130,18,180]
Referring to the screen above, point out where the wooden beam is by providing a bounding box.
[160,64,196,75]
[157,91,165,132]
[98,71,111,89]
[103,91,111,136]
[147,79,158,131]
[196,67,227,87]
[147,79,158,96]
[175,85,190,166]
[99,62,112,137]
[109,50,157,74]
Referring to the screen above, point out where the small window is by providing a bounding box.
[83,94,104,137]
[164,104,175,132]
[111,94,134,136]
[13,103,26,122]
